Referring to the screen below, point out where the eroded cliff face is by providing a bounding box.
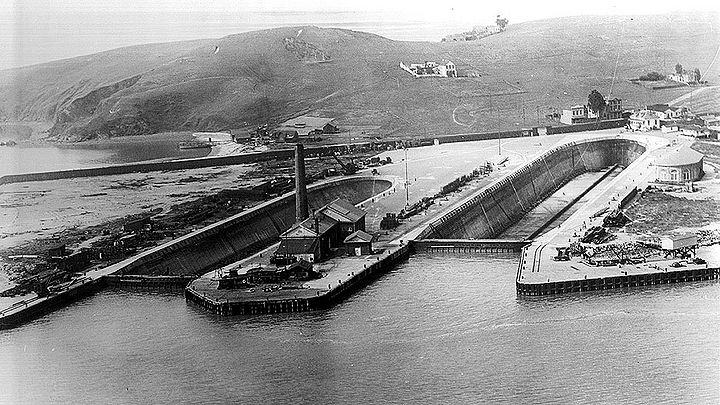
[49,75,144,141]
[2,25,409,142]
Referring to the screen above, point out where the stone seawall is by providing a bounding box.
[416,138,646,240]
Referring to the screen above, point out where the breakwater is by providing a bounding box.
[0,143,379,185]
[416,137,645,240]
[0,119,627,186]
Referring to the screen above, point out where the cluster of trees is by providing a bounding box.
[496,15,509,30]
[638,71,665,81]
[675,63,702,82]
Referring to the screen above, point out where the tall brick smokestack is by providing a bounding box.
[295,143,309,222]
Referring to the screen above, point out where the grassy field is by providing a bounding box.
[1,13,718,142]
[624,190,720,235]
[692,140,720,164]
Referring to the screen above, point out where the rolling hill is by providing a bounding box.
[1,13,718,142]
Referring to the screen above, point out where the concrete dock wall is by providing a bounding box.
[0,277,104,329]
[119,176,392,276]
[417,138,646,240]
[516,267,719,296]
[411,239,528,254]
[184,244,412,315]
[104,275,195,291]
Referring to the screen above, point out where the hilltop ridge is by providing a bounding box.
[1,14,718,142]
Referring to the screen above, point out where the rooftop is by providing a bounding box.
[320,198,366,223]
[646,103,670,112]
[277,238,318,255]
[630,110,662,121]
[654,146,704,167]
[300,215,337,235]
[344,230,374,244]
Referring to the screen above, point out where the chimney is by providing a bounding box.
[295,143,309,222]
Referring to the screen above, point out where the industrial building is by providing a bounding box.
[274,198,367,264]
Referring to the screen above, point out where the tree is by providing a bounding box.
[693,67,701,82]
[588,90,606,120]
[675,63,683,75]
[639,71,664,81]
[496,15,509,31]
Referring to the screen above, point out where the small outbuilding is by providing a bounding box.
[660,233,697,250]
[653,145,704,184]
[278,259,321,281]
[123,216,152,233]
[344,230,374,256]
[47,244,67,259]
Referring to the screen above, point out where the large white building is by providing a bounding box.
[653,145,704,184]
[400,61,456,78]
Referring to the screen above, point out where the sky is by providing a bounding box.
[1,0,719,70]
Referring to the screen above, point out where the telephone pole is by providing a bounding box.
[404,146,410,205]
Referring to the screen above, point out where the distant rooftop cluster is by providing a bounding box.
[442,16,509,42]
[560,97,623,125]
[629,103,720,137]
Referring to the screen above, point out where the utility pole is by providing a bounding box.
[404,146,409,206]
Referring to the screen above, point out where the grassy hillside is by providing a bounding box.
[0,13,718,142]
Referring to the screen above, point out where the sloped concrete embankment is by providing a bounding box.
[417,138,646,239]
[119,177,392,276]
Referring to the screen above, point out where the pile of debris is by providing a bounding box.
[399,197,434,220]
[603,209,631,227]
[581,226,615,244]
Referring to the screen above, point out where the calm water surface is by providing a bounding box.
[0,141,208,176]
[1,254,718,404]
